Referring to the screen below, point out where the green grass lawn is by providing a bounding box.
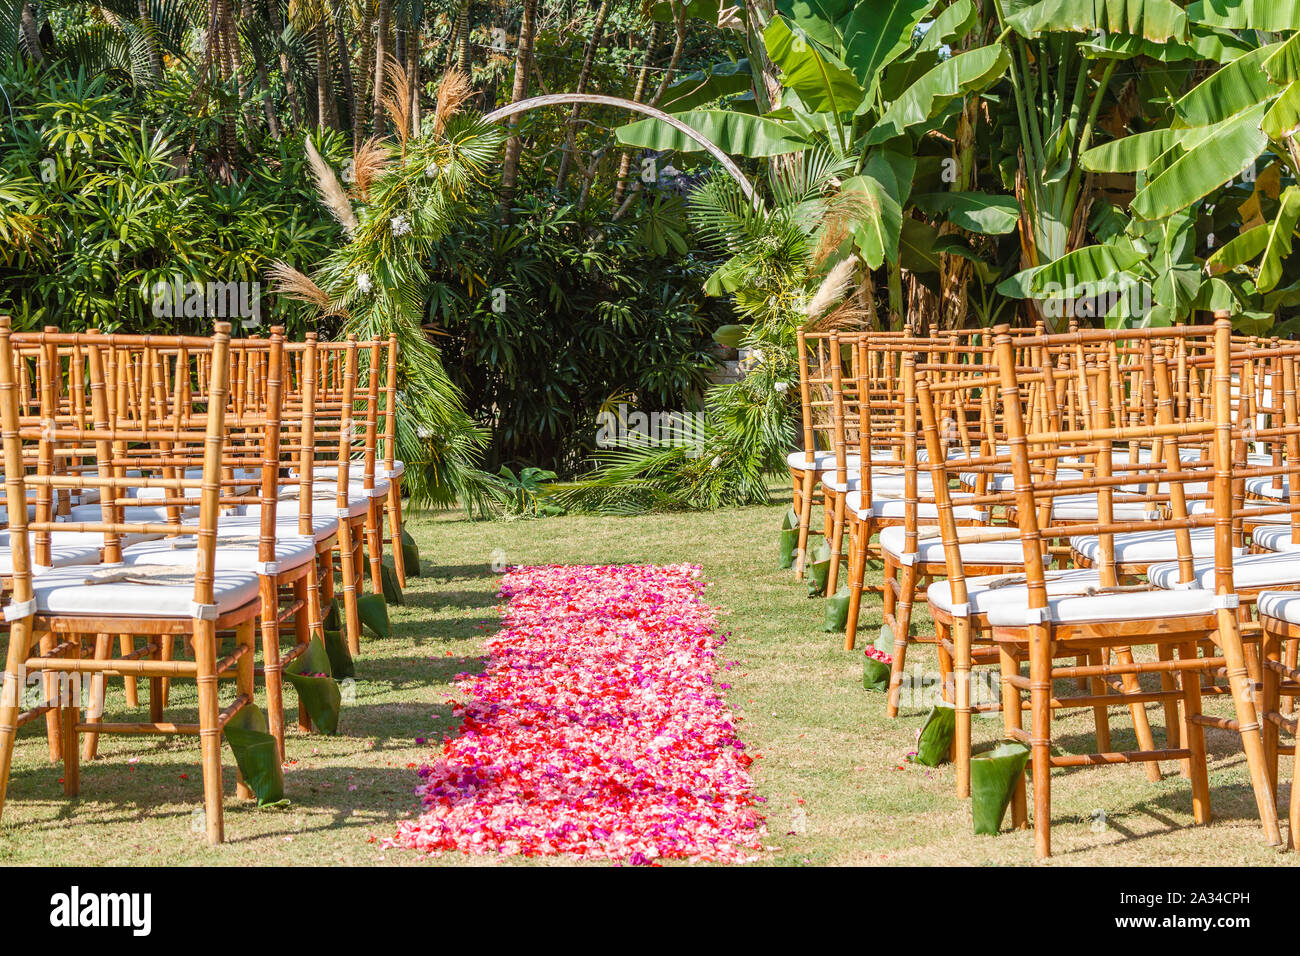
[2,490,1296,866]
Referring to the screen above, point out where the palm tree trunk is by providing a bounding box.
[138,0,164,79]
[555,0,609,191]
[353,0,377,149]
[242,0,279,134]
[316,18,337,130]
[19,3,44,65]
[406,18,420,133]
[269,0,304,126]
[455,0,470,74]
[498,0,538,213]
[335,13,355,134]
[371,0,393,135]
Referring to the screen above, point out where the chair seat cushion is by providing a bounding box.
[65,503,199,523]
[28,565,260,619]
[879,525,1044,566]
[281,477,391,501]
[242,495,370,520]
[787,450,859,472]
[845,491,986,522]
[1257,590,1300,625]
[960,469,1084,492]
[1071,527,1218,566]
[985,586,1220,627]
[0,534,102,573]
[131,467,261,501]
[1050,494,1159,521]
[218,512,339,543]
[380,460,404,479]
[1148,551,1300,591]
[122,533,318,575]
[1249,525,1300,553]
[927,568,1103,617]
[1244,475,1289,500]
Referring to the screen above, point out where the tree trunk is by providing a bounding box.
[498,0,538,213]
[611,22,660,208]
[19,3,44,65]
[554,0,609,192]
[138,0,164,80]
[455,0,470,74]
[316,18,337,130]
[353,0,377,149]
[406,18,420,134]
[335,13,355,134]
[371,0,393,135]
[268,0,303,126]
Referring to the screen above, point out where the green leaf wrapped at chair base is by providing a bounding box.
[401,528,421,576]
[284,636,343,735]
[323,627,355,680]
[357,593,390,638]
[971,741,1031,835]
[862,625,894,691]
[806,538,832,596]
[323,597,341,632]
[778,507,799,569]
[910,701,956,767]
[823,585,851,632]
[224,704,287,807]
[382,561,404,605]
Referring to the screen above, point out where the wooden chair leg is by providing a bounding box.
[1179,641,1211,824]
[1283,637,1298,718]
[234,620,256,802]
[1087,649,1112,754]
[1216,620,1283,846]
[999,646,1028,829]
[1261,627,1282,800]
[1030,634,1053,859]
[259,578,286,761]
[1114,646,1162,782]
[193,620,224,845]
[119,634,138,709]
[843,522,865,651]
[339,529,362,656]
[40,632,62,762]
[81,632,112,761]
[61,641,80,797]
[935,619,954,704]
[953,617,972,799]
[795,470,816,579]
[387,477,406,587]
[886,562,918,719]
[1155,641,1182,755]
[365,500,384,595]
[826,492,846,595]
[158,634,174,709]
[0,618,34,821]
[294,577,313,734]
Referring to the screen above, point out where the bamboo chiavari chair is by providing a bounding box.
[0,319,262,843]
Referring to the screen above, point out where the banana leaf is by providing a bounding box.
[911,701,956,766]
[862,625,894,691]
[823,584,851,632]
[323,597,341,632]
[284,636,342,735]
[357,592,390,638]
[224,704,287,807]
[806,537,832,596]
[382,561,404,605]
[323,627,355,680]
[779,507,799,569]
[401,528,422,577]
[970,741,1031,835]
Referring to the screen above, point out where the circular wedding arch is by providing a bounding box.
[481,93,757,203]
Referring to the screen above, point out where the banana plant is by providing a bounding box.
[616,0,1011,328]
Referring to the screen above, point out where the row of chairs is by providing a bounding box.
[791,317,1299,858]
[0,319,409,843]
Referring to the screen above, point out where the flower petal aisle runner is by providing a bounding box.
[390,564,766,863]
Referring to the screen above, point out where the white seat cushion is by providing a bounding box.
[28,565,260,618]
[1245,476,1289,500]
[242,495,369,520]
[1250,525,1300,553]
[879,525,1046,566]
[1050,494,1159,521]
[217,512,339,543]
[1148,551,1300,591]
[131,467,262,501]
[1257,590,1300,624]
[282,476,391,500]
[845,490,986,522]
[927,568,1103,617]
[960,469,1085,492]
[0,534,102,573]
[380,460,404,479]
[985,586,1220,627]
[122,533,318,575]
[1071,527,1218,566]
[64,503,199,523]
[787,450,859,471]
